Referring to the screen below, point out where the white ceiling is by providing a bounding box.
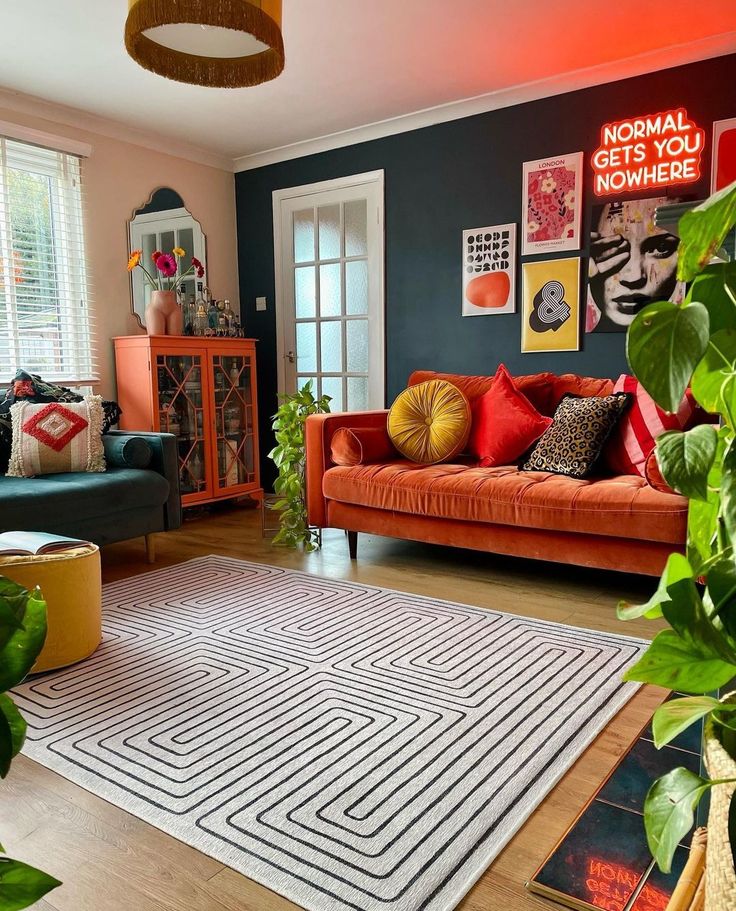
[0,0,734,171]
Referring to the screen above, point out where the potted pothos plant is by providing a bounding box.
[0,576,61,909]
[618,179,736,907]
[268,380,331,552]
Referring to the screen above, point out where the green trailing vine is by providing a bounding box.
[619,180,736,874]
[268,380,331,552]
[0,576,61,910]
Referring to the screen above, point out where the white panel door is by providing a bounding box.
[274,171,384,411]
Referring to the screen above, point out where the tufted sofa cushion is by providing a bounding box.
[321,460,686,545]
[0,468,169,528]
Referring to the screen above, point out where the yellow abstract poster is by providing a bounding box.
[521,257,581,353]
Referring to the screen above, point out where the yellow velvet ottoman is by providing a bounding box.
[0,545,102,673]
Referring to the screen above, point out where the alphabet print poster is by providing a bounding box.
[521,257,580,353]
[522,152,583,255]
[462,223,516,316]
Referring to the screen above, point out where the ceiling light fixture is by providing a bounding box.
[124,0,284,89]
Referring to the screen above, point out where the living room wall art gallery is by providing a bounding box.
[458,104,730,357]
[1,9,736,911]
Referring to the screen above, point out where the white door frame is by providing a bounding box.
[272,169,385,408]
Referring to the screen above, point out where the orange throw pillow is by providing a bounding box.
[387,379,471,464]
[644,449,677,495]
[468,364,552,467]
[331,427,397,466]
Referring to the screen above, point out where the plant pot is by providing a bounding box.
[704,705,736,910]
[145,290,183,336]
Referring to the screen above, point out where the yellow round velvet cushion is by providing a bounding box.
[387,379,471,464]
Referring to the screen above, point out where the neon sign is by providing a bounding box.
[585,858,669,911]
[591,107,704,195]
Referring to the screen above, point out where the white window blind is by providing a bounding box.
[0,136,96,384]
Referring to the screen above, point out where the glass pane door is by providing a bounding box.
[212,353,256,492]
[278,175,384,413]
[291,202,369,411]
[155,353,207,497]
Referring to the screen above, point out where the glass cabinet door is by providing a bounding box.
[211,352,256,493]
[155,353,208,498]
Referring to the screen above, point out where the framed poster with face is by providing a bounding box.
[585,197,684,333]
[712,117,736,192]
[462,223,516,316]
[522,152,583,255]
[521,257,580,353]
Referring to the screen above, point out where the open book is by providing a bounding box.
[0,531,90,557]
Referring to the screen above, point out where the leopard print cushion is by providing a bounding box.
[521,393,631,479]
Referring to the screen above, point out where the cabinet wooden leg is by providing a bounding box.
[347,531,358,560]
[145,534,156,564]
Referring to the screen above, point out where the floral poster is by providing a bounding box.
[522,152,583,255]
[521,257,580,353]
[462,223,516,316]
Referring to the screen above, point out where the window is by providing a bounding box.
[0,137,96,384]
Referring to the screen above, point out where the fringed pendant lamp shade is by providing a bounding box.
[125,0,284,88]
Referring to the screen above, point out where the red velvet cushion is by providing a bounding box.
[331,426,397,466]
[604,374,697,477]
[468,364,552,467]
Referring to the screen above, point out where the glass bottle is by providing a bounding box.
[224,401,241,434]
[207,293,219,331]
[183,294,196,335]
[223,300,235,333]
[179,405,189,436]
[189,447,203,484]
[194,302,208,336]
[166,403,180,435]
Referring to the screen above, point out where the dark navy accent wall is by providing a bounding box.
[236,54,735,486]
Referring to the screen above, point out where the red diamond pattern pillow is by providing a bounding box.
[604,374,696,477]
[8,397,106,477]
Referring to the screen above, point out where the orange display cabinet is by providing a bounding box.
[114,336,262,507]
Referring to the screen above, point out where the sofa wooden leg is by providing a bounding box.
[145,534,156,564]
[347,531,358,560]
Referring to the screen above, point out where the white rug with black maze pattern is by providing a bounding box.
[15,556,644,911]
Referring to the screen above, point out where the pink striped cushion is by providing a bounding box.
[604,374,696,477]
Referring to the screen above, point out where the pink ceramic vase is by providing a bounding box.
[145,290,183,336]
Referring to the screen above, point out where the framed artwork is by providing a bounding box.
[522,151,583,255]
[462,223,516,316]
[712,117,736,192]
[585,197,683,334]
[521,257,580,353]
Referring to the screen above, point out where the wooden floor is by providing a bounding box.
[6,502,668,911]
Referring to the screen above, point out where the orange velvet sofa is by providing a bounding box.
[305,370,688,576]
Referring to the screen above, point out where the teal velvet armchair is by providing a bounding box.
[0,431,181,559]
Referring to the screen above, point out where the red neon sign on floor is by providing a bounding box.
[591,107,704,195]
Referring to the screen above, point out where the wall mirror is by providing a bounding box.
[128,187,207,328]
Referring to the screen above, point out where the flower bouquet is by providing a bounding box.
[127,247,205,336]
